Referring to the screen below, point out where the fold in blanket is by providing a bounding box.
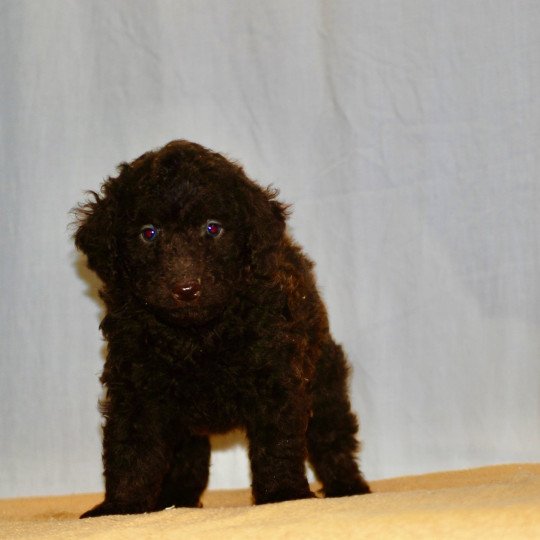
[1,464,539,539]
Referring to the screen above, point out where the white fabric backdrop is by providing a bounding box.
[1,0,539,498]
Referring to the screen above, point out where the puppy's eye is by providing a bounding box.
[140,224,158,242]
[206,220,223,238]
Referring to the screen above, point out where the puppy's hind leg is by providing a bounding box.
[157,435,211,509]
[307,340,370,497]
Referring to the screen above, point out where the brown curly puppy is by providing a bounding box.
[74,140,370,518]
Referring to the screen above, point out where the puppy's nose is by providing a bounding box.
[172,280,201,303]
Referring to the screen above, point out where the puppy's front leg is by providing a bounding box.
[246,386,314,504]
[81,403,170,518]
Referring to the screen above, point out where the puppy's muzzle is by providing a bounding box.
[172,280,201,304]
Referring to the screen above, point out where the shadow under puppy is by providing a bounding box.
[74,140,370,518]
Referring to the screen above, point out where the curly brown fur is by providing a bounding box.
[73,140,370,518]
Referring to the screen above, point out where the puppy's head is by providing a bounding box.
[74,140,287,325]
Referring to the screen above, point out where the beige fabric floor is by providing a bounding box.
[1,464,539,539]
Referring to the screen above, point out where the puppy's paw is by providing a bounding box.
[80,500,148,518]
[254,485,315,505]
[323,476,371,498]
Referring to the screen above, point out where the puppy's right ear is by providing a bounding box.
[73,178,120,284]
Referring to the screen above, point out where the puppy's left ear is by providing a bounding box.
[242,182,289,275]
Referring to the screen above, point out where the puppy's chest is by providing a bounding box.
[144,347,249,430]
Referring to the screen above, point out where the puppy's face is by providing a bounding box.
[120,177,246,325]
[75,141,287,326]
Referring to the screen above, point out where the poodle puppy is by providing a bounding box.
[74,140,370,518]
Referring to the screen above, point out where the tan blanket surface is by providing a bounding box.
[1,464,539,539]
